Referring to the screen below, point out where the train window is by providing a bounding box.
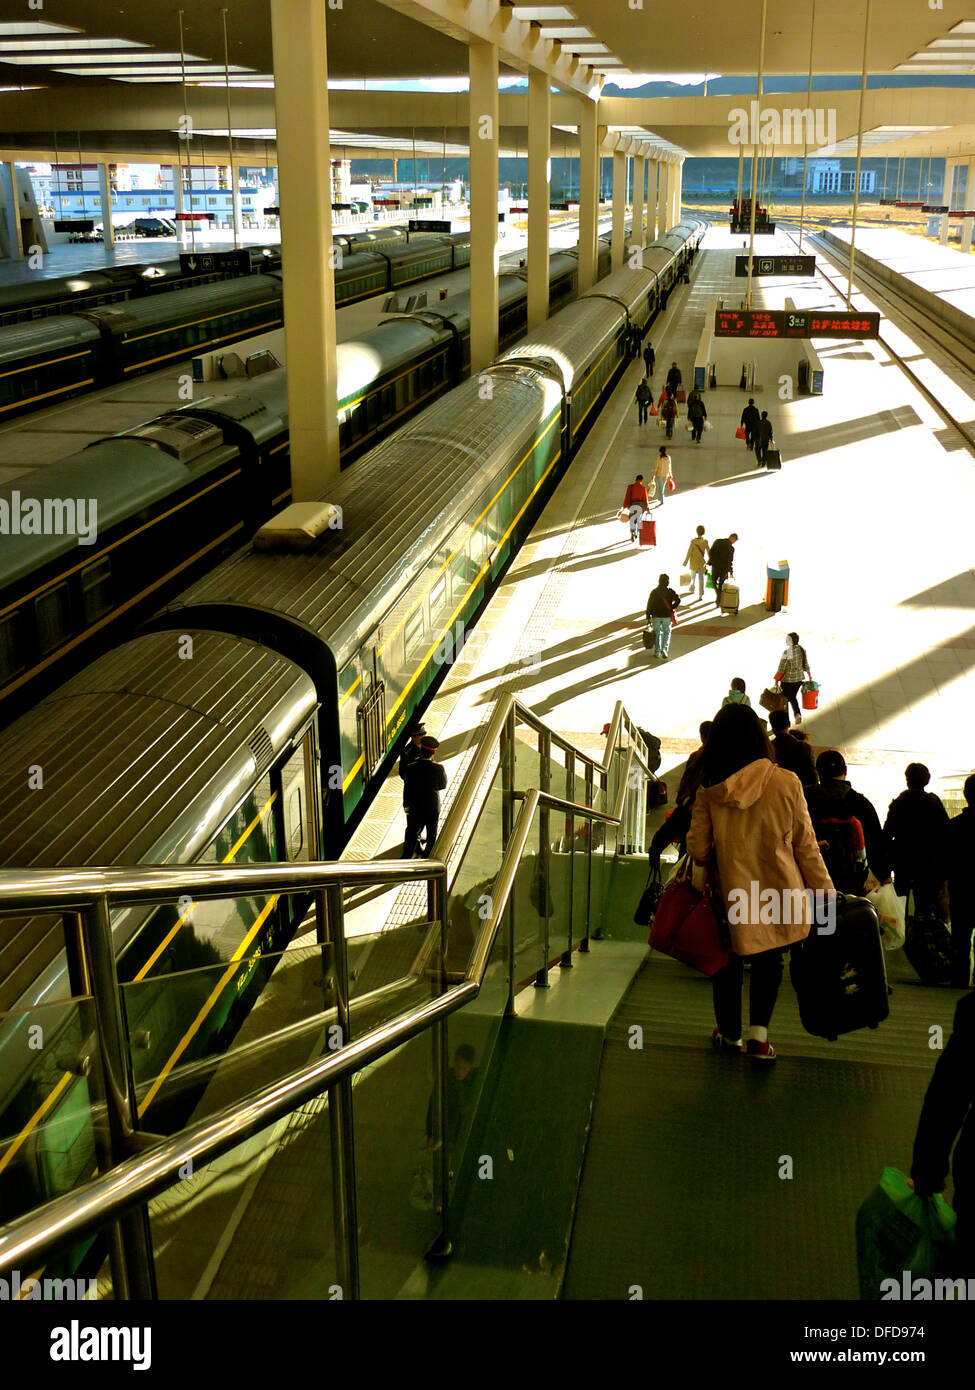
[404,606,425,660]
[34,583,72,656]
[81,556,112,624]
[382,385,395,416]
[429,573,448,616]
[0,611,25,682]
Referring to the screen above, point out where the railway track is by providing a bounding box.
[775,220,975,455]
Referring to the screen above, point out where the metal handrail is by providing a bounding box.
[0,788,549,1275]
[0,859,442,915]
[0,695,652,1285]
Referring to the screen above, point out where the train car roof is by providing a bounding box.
[0,630,317,1012]
[0,313,100,368]
[82,273,282,336]
[158,364,562,673]
[337,319,450,404]
[499,294,624,391]
[333,250,388,277]
[0,435,238,589]
[580,266,658,318]
[0,273,118,313]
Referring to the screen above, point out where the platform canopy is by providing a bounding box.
[0,0,974,163]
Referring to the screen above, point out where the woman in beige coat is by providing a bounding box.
[687,704,834,1062]
[652,446,673,505]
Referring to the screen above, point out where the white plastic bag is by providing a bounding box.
[703,420,713,431]
[868,883,906,951]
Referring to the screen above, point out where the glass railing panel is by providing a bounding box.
[445,762,506,980]
[122,936,339,1130]
[351,1032,441,1299]
[145,1106,341,1300]
[0,996,98,1231]
[571,764,593,950]
[512,724,540,798]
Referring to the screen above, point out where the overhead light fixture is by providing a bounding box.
[895,63,974,72]
[55,65,249,77]
[0,21,82,36]
[0,38,149,52]
[511,6,576,19]
[536,27,593,38]
[0,84,45,92]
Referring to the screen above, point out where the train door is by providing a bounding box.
[356,648,387,784]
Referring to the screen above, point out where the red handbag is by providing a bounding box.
[649,858,730,976]
[676,388,687,403]
[735,426,747,441]
[666,476,676,493]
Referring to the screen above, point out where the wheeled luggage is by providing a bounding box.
[789,893,889,1040]
[903,896,953,984]
[639,518,656,547]
[765,448,781,470]
[719,580,739,614]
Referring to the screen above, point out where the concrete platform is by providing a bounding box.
[823,224,975,324]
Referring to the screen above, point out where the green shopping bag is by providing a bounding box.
[855,1167,957,1300]
[705,571,715,591]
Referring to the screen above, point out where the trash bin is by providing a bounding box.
[765,560,790,612]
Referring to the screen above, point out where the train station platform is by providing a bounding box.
[819,225,975,326]
[189,220,973,1299]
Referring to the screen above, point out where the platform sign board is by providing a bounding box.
[54,219,94,233]
[714,308,880,339]
[408,219,452,233]
[550,202,571,211]
[735,255,815,277]
[922,205,949,214]
[179,249,251,275]
[730,221,775,235]
[265,206,280,216]
[174,212,216,222]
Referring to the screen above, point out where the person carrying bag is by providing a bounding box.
[774,631,812,723]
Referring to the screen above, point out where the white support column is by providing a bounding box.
[961,215,974,252]
[171,166,185,246]
[673,161,683,225]
[469,41,500,372]
[611,146,626,270]
[577,99,600,292]
[632,153,645,249]
[98,163,114,249]
[943,158,958,209]
[659,162,671,233]
[647,158,658,240]
[527,69,551,331]
[270,0,339,494]
[4,162,24,260]
[966,156,975,210]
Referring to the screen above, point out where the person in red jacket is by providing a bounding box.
[622,473,650,543]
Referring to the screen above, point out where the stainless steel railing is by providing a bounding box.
[0,693,654,1299]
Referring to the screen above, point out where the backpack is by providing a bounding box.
[637,728,662,774]
[815,812,867,894]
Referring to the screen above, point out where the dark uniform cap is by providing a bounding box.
[419,735,440,751]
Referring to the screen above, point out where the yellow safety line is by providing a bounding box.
[0,349,88,381]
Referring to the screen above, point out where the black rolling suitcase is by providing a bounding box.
[765,448,781,470]
[903,897,953,984]
[789,894,889,1040]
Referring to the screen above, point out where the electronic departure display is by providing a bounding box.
[714,309,880,339]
